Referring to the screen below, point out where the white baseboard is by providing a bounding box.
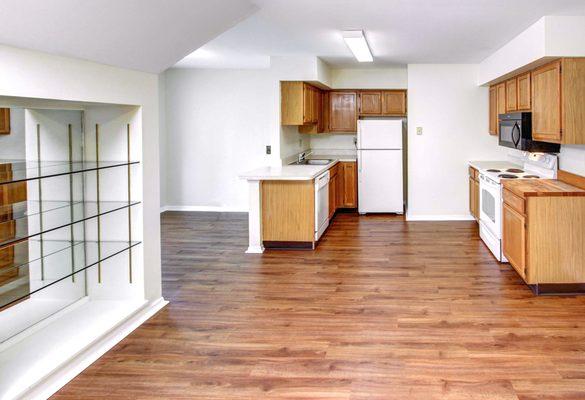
[22,297,168,400]
[160,205,248,213]
[406,213,476,221]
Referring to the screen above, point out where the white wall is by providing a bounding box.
[330,66,408,89]
[0,108,25,158]
[407,64,508,220]
[0,43,161,301]
[559,146,585,176]
[164,68,273,211]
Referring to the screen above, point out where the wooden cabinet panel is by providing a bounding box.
[0,109,10,135]
[489,86,497,135]
[473,179,479,221]
[560,58,585,145]
[469,177,476,219]
[517,72,531,111]
[303,83,318,124]
[340,162,357,208]
[532,60,562,143]
[262,180,314,242]
[328,173,337,219]
[321,91,330,133]
[496,82,506,119]
[503,203,526,280]
[503,188,525,215]
[506,78,517,112]
[329,91,357,133]
[359,91,382,115]
[382,91,406,116]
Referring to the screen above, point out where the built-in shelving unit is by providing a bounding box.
[0,104,146,399]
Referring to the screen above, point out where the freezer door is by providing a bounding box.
[357,119,403,150]
[358,149,403,213]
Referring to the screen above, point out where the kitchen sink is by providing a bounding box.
[291,159,333,165]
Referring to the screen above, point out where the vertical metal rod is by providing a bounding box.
[95,124,102,283]
[80,112,89,296]
[68,124,76,283]
[36,124,45,281]
[127,123,133,284]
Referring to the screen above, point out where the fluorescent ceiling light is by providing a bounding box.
[342,30,373,62]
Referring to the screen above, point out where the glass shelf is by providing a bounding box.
[0,160,139,186]
[0,200,84,221]
[0,200,140,248]
[0,240,141,310]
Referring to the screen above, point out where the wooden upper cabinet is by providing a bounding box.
[359,91,382,115]
[496,82,506,118]
[532,60,562,143]
[489,86,498,135]
[281,81,320,126]
[382,90,407,116]
[517,72,531,110]
[505,78,517,112]
[329,91,357,133]
[489,86,497,135]
[0,109,10,135]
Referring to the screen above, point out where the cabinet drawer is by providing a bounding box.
[503,188,525,215]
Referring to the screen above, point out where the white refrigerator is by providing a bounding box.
[357,119,404,214]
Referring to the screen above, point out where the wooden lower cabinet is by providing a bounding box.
[468,166,479,220]
[339,162,357,208]
[261,180,314,243]
[502,183,585,291]
[328,164,338,219]
[502,202,526,279]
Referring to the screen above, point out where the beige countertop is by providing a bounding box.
[240,155,356,181]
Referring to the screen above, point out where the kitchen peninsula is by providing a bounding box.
[240,154,357,253]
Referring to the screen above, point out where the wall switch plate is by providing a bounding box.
[266,145,271,155]
[416,127,423,135]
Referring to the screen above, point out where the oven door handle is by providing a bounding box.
[511,122,521,148]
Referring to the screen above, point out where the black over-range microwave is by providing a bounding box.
[498,112,560,153]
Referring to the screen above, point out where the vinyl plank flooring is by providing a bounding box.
[52,211,585,399]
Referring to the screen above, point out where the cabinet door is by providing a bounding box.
[489,86,497,135]
[469,177,476,218]
[532,60,562,143]
[359,91,382,115]
[506,78,517,112]
[502,203,526,279]
[329,92,357,133]
[336,163,344,208]
[382,91,406,116]
[0,108,10,135]
[342,162,357,208]
[496,83,506,119]
[321,91,330,133]
[303,84,316,124]
[473,178,479,220]
[328,173,337,219]
[517,72,531,110]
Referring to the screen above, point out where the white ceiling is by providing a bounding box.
[0,0,258,73]
[175,0,585,69]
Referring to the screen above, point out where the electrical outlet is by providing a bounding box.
[265,145,271,155]
[416,127,423,135]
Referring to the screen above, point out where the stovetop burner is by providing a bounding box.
[523,175,540,178]
[486,169,501,172]
[498,174,518,179]
[506,168,524,173]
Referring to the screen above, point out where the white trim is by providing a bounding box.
[406,213,476,221]
[21,297,168,400]
[245,245,264,254]
[160,205,248,213]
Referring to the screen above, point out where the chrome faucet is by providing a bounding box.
[298,152,306,164]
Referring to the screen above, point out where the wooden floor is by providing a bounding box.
[53,212,585,399]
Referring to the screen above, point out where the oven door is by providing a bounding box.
[479,174,502,238]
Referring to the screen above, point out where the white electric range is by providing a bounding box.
[473,153,558,262]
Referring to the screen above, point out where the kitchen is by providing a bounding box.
[3,1,585,399]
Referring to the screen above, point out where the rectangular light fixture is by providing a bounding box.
[342,30,373,62]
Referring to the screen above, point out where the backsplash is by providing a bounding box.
[309,133,357,150]
[559,145,585,176]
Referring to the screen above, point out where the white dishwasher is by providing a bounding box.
[314,170,330,241]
